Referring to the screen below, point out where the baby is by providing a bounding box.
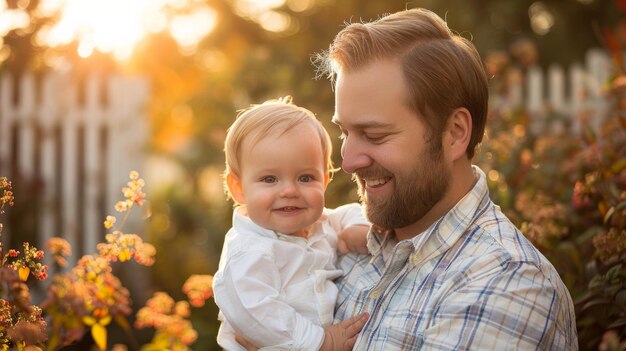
[212,97,369,351]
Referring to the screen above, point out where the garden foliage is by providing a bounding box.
[478,37,626,350]
[0,172,213,351]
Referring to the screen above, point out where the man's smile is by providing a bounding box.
[363,177,392,188]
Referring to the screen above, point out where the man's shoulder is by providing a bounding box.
[458,208,569,293]
[467,206,544,264]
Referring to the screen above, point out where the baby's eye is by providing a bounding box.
[298,175,313,183]
[261,176,277,183]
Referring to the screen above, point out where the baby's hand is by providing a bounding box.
[337,225,369,255]
[320,313,368,351]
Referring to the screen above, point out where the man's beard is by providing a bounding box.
[355,145,450,231]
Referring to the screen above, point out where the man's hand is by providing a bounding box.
[320,312,369,351]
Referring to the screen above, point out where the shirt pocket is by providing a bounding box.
[385,328,423,350]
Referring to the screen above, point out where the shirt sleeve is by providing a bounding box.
[213,248,325,351]
[326,203,369,231]
[421,259,575,350]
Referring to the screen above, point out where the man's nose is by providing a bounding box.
[340,136,371,174]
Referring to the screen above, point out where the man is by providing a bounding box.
[314,7,578,350]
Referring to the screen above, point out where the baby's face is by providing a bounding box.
[236,122,328,237]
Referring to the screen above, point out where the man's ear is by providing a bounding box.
[445,107,472,161]
[226,172,246,204]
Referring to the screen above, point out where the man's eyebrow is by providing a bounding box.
[331,116,393,129]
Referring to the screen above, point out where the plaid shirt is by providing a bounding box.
[334,166,578,350]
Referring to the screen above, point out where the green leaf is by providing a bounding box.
[139,332,171,351]
[603,206,615,224]
[83,316,97,326]
[615,289,626,307]
[606,264,623,281]
[589,275,605,289]
[140,344,170,351]
[47,332,60,351]
[114,315,132,331]
[610,158,626,173]
[580,297,612,312]
[91,324,107,351]
[608,317,626,328]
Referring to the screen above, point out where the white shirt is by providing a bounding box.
[213,203,367,351]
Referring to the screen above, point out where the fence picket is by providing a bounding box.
[84,76,102,255]
[526,66,544,114]
[548,64,565,112]
[38,73,60,261]
[0,72,148,266]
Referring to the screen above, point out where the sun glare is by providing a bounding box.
[1,0,306,62]
[8,0,217,61]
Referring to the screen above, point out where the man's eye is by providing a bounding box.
[298,175,313,182]
[364,134,385,142]
[261,176,277,183]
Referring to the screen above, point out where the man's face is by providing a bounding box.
[333,59,450,234]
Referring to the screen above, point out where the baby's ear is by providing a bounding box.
[226,172,246,205]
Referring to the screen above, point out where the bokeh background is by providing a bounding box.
[0,0,624,350]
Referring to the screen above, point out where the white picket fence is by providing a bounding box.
[490,48,613,133]
[0,71,149,266]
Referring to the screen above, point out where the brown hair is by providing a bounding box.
[315,8,488,158]
[223,96,334,202]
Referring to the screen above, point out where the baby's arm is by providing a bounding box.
[337,225,369,255]
[327,203,370,255]
[213,250,324,350]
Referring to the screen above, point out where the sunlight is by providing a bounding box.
[0,7,29,36]
[169,7,218,55]
[232,0,293,32]
[16,0,217,60]
[233,0,286,18]
[257,10,291,32]
[528,2,554,36]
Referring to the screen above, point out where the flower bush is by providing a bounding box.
[478,35,626,350]
[0,172,214,350]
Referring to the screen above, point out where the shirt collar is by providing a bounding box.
[232,206,281,239]
[366,165,491,265]
[232,205,328,244]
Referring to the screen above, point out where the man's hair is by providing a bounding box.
[223,96,334,202]
[315,8,488,158]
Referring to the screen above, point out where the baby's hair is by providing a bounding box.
[223,96,334,203]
